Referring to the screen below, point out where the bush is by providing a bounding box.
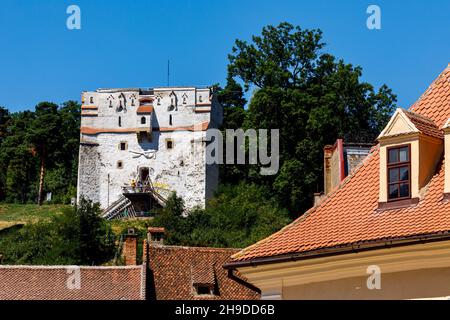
[152,183,291,248]
[0,198,116,265]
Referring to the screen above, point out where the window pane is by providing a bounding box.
[399,183,409,198]
[399,147,409,162]
[388,149,398,164]
[388,168,399,183]
[399,167,409,181]
[389,184,399,199]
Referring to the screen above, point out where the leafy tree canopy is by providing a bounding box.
[221,22,397,216]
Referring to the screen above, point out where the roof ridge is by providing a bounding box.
[152,245,241,252]
[411,65,450,113]
[403,108,437,125]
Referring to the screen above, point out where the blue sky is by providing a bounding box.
[0,0,449,112]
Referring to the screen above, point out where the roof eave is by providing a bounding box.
[224,231,450,269]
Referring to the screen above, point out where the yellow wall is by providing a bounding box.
[379,134,442,203]
[445,132,450,194]
[283,267,450,300]
[237,240,450,300]
[418,135,443,189]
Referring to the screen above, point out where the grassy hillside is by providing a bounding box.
[0,204,70,230]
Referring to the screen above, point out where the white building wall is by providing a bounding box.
[77,87,222,211]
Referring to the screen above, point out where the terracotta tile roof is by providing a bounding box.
[230,64,450,264]
[403,109,443,139]
[137,105,153,114]
[148,246,260,300]
[191,262,215,286]
[0,265,146,300]
[410,64,450,128]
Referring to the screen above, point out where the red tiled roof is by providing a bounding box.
[0,266,146,300]
[231,64,450,264]
[137,105,153,114]
[148,246,259,300]
[403,109,443,139]
[410,64,450,128]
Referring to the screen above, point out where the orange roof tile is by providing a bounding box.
[403,109,443,139]
[0,266,145,300]
[137,105,153,114]
[148,246,260,300]
[230,64,450,264]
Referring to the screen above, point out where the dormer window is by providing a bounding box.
[377,108,443,209]
[387,145,410,201]
[194,284,214,296]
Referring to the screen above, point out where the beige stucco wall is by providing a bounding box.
[418,135,443,189]
[237,240,450,300]
[445,132,450,193]
[283,267,450,300]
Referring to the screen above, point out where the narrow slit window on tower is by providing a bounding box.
[90,97,94,104]
[109,100,113,108]
[141,116,146,125]
[166,139,173,150]
[117,161,123,169]
[169,114,173,126]
[118,116,122,127]
[119,142,127,151]
[131,99,135,106]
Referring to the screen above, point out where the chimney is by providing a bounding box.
[122,228,137,266]
[322,139,372,197]
[323,139,346,196]
[147,227,165,246]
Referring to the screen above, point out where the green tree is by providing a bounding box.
[0,198,116,265]
[227,22,397,216]
[77,198,116,265]
[0,107,12,200]
[0,111,38,203]
[152,184,290,248]
[26,102,62,205]
[215,76,249,184]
